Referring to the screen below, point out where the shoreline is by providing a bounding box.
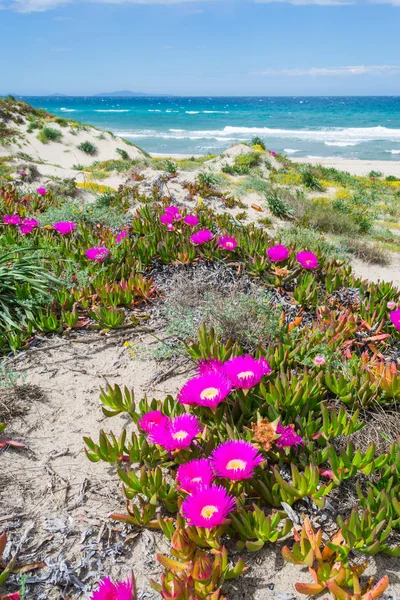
[151,152,400,176]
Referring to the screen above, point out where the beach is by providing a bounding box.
[293,156,400,176]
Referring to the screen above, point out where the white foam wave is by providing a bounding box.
[94,109,130,113]
[283,148,299,154]
[186,111,200,114]
[148,109,162,113]
[202,110,230,114]
[386,149,400,154]
[324,141,359,147]
[60,108,77,112]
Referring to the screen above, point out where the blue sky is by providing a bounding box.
[1,0,400,95]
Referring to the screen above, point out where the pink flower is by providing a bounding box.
[267,244,289,263]
[184,214,199,226]
[138,410,170,434]
[167,224,175,231]
[211,440,263,481]
[222,355,271,390]
[275,423,303,449]
[165,205,182,220]
[160,213,174,225]
[116,230,128,243]
[181,485,235,528]
[3,214,21,225]
[387,301,397,310]
[190,229,213,245]
[1,594,20,600]
[86,247,110,262]
[296,251,319,270]
[90,576,134,600]
[197,358,223,375]
[178,372,232,407]
[53,221,76,235]
[218,236,237,251]
[149,414,202,451]
[176,458,214,493]
[20,218,40,235]
[390,309,400,331]
[314,355,326,366]
[36,187,47,196]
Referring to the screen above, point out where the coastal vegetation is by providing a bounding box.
[1,97,400,599]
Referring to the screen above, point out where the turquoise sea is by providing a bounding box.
[22,96,400,160]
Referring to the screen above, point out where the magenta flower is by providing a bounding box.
[90,576,134,600]
[53,221,76,235]
[197,358,223,375]
[314,355,326,366]
[178,372,232,407]
[167,224,175,231]
[86,247,110,262]
[176,458,214,493]
[149,414,202,451]
[3,214,21,225]
[390,309,400,331]
[190,229,213,245]
[275,423,303,449]
[160,213,173,225]
[218,236,237,251]
[165,205,182,220]
[36,187,47,196]
[296,251,319,270]
[184,214,199,226]
[387,301,397,310]
[138,410,170,434]
[222,355,271,389]
[116,230,128,243]
[267,244,289,263]
[211,440,263,481]
[181,484,235,528]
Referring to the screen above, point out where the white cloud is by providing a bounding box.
[254,0,353,4]
[5,0,213,12]
[252,65,400,76]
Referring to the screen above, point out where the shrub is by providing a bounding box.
[343,238,389,266]
[301,170,325,191]
[251,136,266,150]
[196,171,218,188]
[265,190,294,219]
[165,160,178,175]
[77,141,97,155]
[54,117,69,127]
[368,170,383,179]
[47,177,78,198]
[37,127,62,144]
[300,202,360,236]
[232,152,262,175]
[116,148,129,160]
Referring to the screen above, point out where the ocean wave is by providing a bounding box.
[283,148,299,153]
[386,149,400,154]
[325,141,359,147]
[60,108,77,112]
[202,110,230,114]
[94,109,130,113]
[186,111,200,114]
[148,109,162,113]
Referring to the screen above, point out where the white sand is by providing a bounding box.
[293,156,400,177]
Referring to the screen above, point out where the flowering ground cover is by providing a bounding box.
[1,100,400,600]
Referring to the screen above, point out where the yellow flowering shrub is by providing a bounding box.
[76,182,116,194]
[252,144,266,153]
[271,172,302,185]
[335,188,352,201]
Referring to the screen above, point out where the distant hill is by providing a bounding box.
[94,90,156,97]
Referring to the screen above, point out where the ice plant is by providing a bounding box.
[90,575,134,600]
[390,309,400,331]
[149,414,202,451]
[387,301,397,310]
[176,458,214,493]
[222,355,271,389]
[116,230,128,243]
[211,440,263,481]
[36,187,47,196]
[197,358,223,375]
[2,215,21,225]
[181,484,235,528]
[53,221,76,235]
[160,213,173,225]
[267,244,289,262]
[184,214,199,226]
[275,423,304,449]
[178,372,232,407]
[190,229,213,245]
[218,236,237,251]
[138,410,170,434]
[165,205,182,220]
[296,251,319,270]
[86,247,110,262]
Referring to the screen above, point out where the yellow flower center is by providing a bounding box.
[172,430,188,441]
[200,386,219,400]
[237,370,254,379]
[226,459,247,471]
[226,242,234,248]
[201,505,219,519]
[191,477,202,483]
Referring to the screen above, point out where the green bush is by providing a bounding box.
[37,127,62,144]
[231,152,262,175]
[77,141,97,156]
[116,148,129,160]
[251,136,266,150]
[54,117,69,127]
[265,190,294,219]
[300,202,360,236]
